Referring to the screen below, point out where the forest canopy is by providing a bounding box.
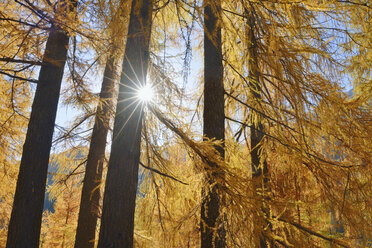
[0,0,371,247]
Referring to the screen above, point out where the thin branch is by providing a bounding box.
[153,0,170,12]
[225,116,354,168]
[52,112,95,145]
[0,57,43,65]
[15,0,51,22]
[277,217,351,248]
[59,158,88,184]
[225,90,298,134]
[0,16,48,29]
[139,161,188,185]
[148,105,211,166]
[0,70,38,83]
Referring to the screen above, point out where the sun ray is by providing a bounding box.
[115,97,141,117]
[113,100,143,141]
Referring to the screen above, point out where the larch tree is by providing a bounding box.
[6,0,77,246]
[220,0,371,246]
[73,40,120,248]
[0,4,34,244]
[0,1,46,246]
[74,1,129,247]
[245,6,270,248]
[201,0,226,247]
[98,0,154,247]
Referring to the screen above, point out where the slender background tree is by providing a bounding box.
[201,0,226,247]
[245,6,271,248]
[74,1,129,246]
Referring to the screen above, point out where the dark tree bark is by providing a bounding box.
[97,0,153,247]
[6,2,74,247]
[201,0,226,247]
[74,55,119,248]
[246,7,271,248]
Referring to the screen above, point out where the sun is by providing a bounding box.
[136,83,154,103]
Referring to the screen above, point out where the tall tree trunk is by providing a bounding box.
[75,1,127,246]
[201,0,226,247]
[97,0,153,247]
[6,2,74,247]
[74,55,119,248]
[246,7,270,248]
